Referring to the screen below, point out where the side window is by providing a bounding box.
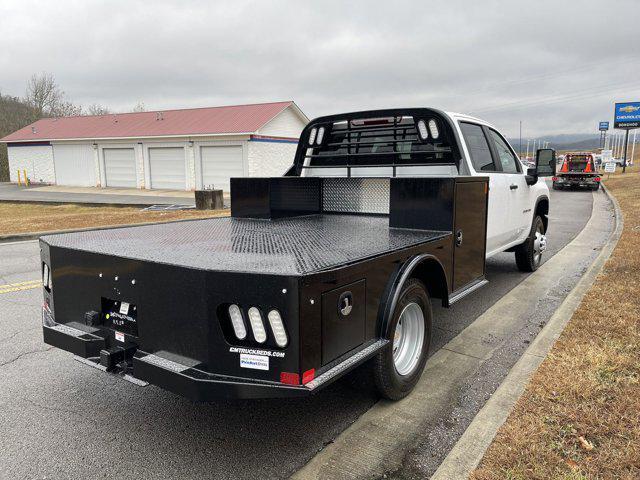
[460,122,497,172]
[488,130,520,173]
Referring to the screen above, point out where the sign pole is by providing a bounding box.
[622,129,629,173]
[631,129,637,166]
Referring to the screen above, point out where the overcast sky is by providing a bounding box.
[1,0,638,137]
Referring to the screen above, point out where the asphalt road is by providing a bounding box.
[0,185,598,480]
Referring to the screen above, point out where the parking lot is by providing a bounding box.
[0,185,613,479]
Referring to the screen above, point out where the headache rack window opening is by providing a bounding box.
[299,111,461,176]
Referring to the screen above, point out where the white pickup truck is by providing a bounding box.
[297,110,553,272]
[41,108,555,401]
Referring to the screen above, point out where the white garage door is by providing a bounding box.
[53,144,96,186]
[149,147,186,190]
[103,148,136,188]
[201,145,243,191]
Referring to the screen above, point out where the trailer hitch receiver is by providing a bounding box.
[100,344,138,371]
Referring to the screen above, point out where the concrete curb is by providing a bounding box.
[430,186,623,479]
[0,199,174,208]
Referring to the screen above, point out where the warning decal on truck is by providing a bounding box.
[240,353,269,371]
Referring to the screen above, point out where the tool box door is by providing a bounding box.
[321,279,366,365]
[453,180,487,291]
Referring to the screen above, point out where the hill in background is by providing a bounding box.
[507,133,638,153]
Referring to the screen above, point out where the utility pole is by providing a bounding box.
[526,139,530,159]
[622,129,630,173]
[519,121,522,159]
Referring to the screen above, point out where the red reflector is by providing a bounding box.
[302,368,315,384]
[552,176,558,181]
[595,177,601,182]
[280,372,299,385]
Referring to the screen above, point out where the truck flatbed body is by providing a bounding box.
[42,214,449,276]
[40,108,507,401]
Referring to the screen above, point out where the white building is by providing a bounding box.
[1,101,308,191]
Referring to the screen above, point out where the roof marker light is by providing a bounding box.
[248,307,267,343]
[428,119,440,139]
[228,304,247,340]
[417,120,429,140]
[316,127,325,145]
[308,128,317,145]
[267,310,288,347]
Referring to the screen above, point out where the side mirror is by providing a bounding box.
[535,148,556,177]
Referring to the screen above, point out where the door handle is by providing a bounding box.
[510,184,519,190]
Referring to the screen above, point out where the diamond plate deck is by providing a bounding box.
[42,215,449,276]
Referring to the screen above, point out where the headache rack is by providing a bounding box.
[288,108,462,177]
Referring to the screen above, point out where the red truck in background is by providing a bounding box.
[552,152,600,191]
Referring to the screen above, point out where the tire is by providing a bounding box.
[552,182,560,190]
[591,183,600,191]
[373,278,432,400]
[515,215,546,272]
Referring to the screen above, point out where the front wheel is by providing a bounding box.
[515,215,546,272]
[372,278,432,400]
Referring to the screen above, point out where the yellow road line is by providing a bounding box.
[0,280,41,295]
[1,279,40,287]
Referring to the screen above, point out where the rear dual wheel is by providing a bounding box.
[372,279,432,400]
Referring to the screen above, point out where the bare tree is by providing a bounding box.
[55,100,83,116]
[25,73,62,116]
[0,92,41,181]
[24,72,82,117]
[132,101,146,112]
[87,103,111,115]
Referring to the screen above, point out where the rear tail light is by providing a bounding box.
[228,304,247,340]
[552,176,558,181]
[267,310,288,347]
[595,177,601,182]
[247,307,267,343]
[280,372,299,385]
[302,368,315,384]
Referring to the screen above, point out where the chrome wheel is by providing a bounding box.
[393,302,425,376]
[533,225,547,266]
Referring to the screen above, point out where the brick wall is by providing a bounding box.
[247,141,298,177]
[8,145,55,184]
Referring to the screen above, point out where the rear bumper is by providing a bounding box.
[43,324,386,401]
[554,174,599,186]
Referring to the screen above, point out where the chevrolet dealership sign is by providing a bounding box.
[614,102,640,128]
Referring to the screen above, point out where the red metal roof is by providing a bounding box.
[1,101,299,142]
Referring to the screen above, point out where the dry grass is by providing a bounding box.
[471,170,640,479]
[0,202,229,236]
